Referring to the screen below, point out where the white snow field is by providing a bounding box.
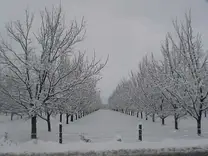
[1,109,208,153]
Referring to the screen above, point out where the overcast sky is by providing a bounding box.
[0,0,208,103]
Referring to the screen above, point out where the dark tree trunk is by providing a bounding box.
[60,113,62,122]
[162,117,165,125]
[145,113,148,120]
[11,113,14,121]
[141,112,143,119]
[152,114,155,122]
[174,113,178,130]
[31,115,37,139]
[205,110,207,118]
[47,112,51,132]
[137,112,139,118]
[66,114,69,124]
[197,92,203,136]
[71,114,74,122]
[160,102,165,125]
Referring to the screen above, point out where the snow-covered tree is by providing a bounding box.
[109,11,208,135]
[0,6,106,139]
[159,12,208,135]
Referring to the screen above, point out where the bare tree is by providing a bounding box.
[0,6,106,139]
[161,12,208,135]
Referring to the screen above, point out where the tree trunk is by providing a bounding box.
[75,114,78,120]
[152,114,155,122]
[141,112,143,119]
[145,113,148,120]
[205,111,207,118]
[47,113,51,132]
[11,113,14,121]
[70,114,74,122]
[197,117,202,136]
[31,115,37,139]
[137,112,139,118]
[174,113,178,130]
[162,117,165,125]
[66,114,69,124]
[60,113,62,122]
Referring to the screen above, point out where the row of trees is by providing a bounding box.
[108,12,208,136]
[0,6,105,139]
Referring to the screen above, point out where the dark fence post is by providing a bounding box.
[138,123,142,141]
[59,113,63,144]
[59,123,62,144]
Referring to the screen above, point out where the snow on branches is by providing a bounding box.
[108,11,208,135]
[0,6,106,139]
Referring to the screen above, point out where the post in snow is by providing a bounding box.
[59,122,62,144]
[138,122,142,141]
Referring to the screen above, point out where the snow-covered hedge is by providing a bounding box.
[1,147,208,156]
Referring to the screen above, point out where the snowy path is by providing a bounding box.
[63,109,139,143]
[65,109,208,143]
[1,109,208,144]
[2,110,208,153]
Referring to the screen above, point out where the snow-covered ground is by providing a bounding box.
[1,110,208,153]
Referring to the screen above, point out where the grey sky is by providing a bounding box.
[0,0,208,103]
